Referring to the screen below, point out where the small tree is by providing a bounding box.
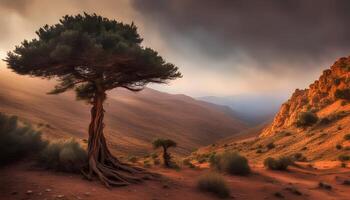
[152,138,177,167]
[5,13,181,187]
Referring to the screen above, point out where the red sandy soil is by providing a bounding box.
[1,162,349,200]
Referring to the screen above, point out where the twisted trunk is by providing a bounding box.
[83,90,156,187]
[162,146,170,167]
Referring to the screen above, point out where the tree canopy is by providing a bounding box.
[4,13,182,187]
[153,138,177,149]
[5,13,181,102]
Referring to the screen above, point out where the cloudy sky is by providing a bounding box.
[1,0,350,97]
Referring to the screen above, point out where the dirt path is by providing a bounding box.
[0,162,349,200]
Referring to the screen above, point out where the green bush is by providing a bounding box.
[128,156,137,163]
[38,139,87,173]
[344,134,350,140]
[264,157,293,170]
[296,112,318,127]
[197,172,230,198]
[0,113,47,166]
[210,152,250,175]
[335,89,350,100]
[293,153,307,162]
[338,154,350,162]
[266,142,275,150]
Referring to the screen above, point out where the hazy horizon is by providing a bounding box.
[1,0,350,97]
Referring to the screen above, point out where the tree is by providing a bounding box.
[152,138,177,167]
[4,13,182,187]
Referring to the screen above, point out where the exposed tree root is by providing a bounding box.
[83,91,159,187]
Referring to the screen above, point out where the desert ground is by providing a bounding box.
[1,160,349,200]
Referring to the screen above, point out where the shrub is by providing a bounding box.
[151,152,158,159]
[293,153,306,162]
[38,139,87,173]
[336,144,343,150]
[128,156,137,163]
[319,182,332,190]
[210,152,250,175]
[197,172,230,198]
[338,154,350,161]
[344,134,350,140]
[296,112,318,127]
[264,157,293,170]
[334,78,341,86]
[335,89,350,100]
[0,113,47,166]
[266,142,275,150]
[341,101,347,106]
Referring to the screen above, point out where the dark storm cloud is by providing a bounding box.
[132,0,350,68]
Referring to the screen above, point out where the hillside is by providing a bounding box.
[0,67,246,156]
[194,56,350,163]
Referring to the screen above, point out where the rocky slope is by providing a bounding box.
[262,56,350,136]
[193,56,350,163]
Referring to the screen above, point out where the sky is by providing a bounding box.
[0,0,350,97]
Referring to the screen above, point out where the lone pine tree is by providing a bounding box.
[5,13,181,187]
[153,138,177,167]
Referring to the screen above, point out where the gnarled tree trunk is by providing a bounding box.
[162,146,171,167]
[83,91,155,187]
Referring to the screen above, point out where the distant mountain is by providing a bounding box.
[198,94,287,125]
[0,67,247,156]
[197,56,350,162]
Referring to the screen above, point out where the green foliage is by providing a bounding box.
[264,157,293,170]
[334,78,341,85]
[266,142,275,150]
[197,172,230,198]
[335,89,350,100]
[338,154,350,161]
[0,113,47,166]
[127,156,137,163]
[293,153,307,162]
[38,139,87,172]
[210,152,250,175]
[152,138,177,149]
[319,182,332,190]
[5,13,181,103]
[344,134,350,140]
[296,112,318,127]
[336,144,343,150]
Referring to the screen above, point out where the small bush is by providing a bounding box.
[266,142,275,150]
[128,156,137,163]
[293,153,307,162]
[264,157,293,170]
[336,144,343,150]
[197,172,230,198]
[210,152,250,175]
[319,182,332,190]
[338,154,350,161]
[0,113,47,166]
[335,89,350,100]
[341,101,347,106]
[38,139,87,173]
[296,112,318,127]
[344,134,350,140]
[151,152,158,159]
